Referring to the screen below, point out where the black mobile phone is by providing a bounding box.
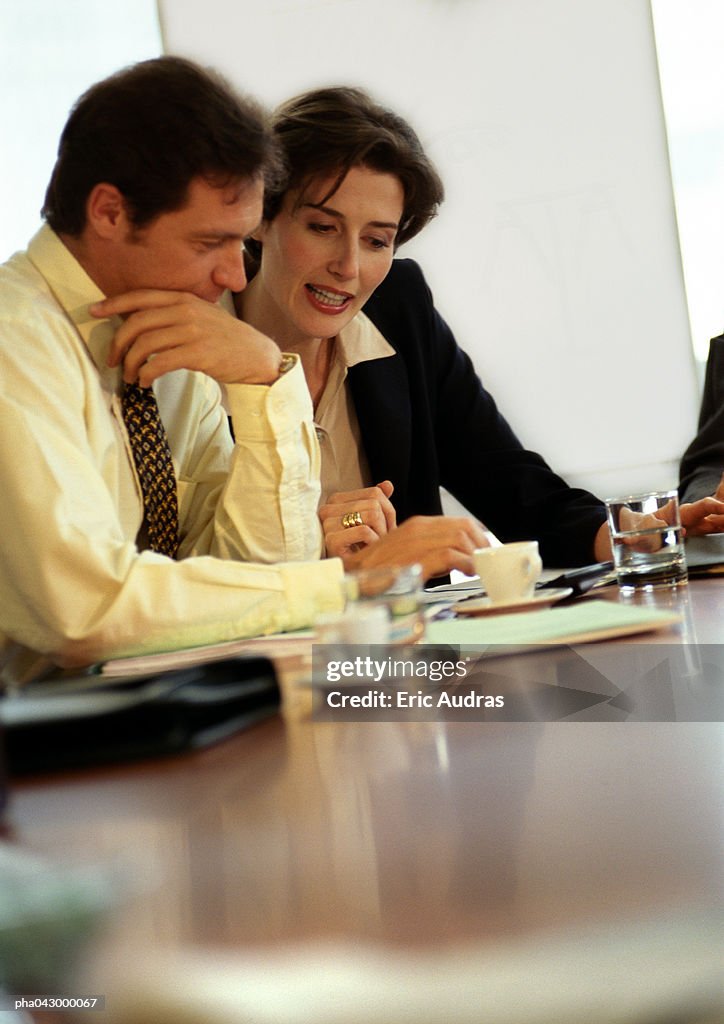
[536,561,614,596]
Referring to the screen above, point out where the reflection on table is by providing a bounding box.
[2,580,722,1023]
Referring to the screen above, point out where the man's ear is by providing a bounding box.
[85,183,130,240]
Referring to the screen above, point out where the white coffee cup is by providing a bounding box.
[473,541,543,604]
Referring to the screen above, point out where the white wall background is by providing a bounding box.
[159,0,700,501]
[0,1,705,504]
[651,0,724,363]
[0,1,162,259]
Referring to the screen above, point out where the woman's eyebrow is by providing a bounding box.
[303,202,399,230]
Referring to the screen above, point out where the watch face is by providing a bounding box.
[278,354,296,375]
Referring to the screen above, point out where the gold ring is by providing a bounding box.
[342,511,363,529]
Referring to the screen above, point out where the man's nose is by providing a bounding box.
[214,247,247,292]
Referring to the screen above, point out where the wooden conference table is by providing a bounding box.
[3,579,723,1022]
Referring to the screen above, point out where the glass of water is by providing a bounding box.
[604,489,687,592]
[344,563,425,644]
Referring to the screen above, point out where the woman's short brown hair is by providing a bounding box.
[263,86,444,247]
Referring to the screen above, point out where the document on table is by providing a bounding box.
[23,631,315,692]
[425,599,680,647]
[41,599,678,691]
[94,631,314,679]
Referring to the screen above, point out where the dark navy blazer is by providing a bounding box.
[354,259,606,567]
[680,335,724,503]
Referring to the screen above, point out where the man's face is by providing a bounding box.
[108,176,264,302]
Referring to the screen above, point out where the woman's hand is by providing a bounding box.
[320,481,397,558]
[680,494,724,536]
[593,492,724,561]
[346,515,490,580]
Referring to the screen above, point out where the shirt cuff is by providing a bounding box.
[278,557,345,631]
[225,358,313,442]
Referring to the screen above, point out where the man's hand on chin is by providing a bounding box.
[92,289,282,386]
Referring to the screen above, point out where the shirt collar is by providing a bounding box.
[335,311,395,369]
[26,224,119,384]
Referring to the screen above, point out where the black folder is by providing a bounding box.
[0,656,279,776]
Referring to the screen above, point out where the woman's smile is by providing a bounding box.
[305,283,354,314]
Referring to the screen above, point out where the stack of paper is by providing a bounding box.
[425,599,679,648]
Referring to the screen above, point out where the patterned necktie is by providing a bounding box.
[122,382,179,558]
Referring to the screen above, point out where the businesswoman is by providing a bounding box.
[235,87,724,566]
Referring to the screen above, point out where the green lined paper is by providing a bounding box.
[426,600,679,646]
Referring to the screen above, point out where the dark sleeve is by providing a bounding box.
[365,260,606,567]
[679,336,724,502]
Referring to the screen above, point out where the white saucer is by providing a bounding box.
[454,587,573,617]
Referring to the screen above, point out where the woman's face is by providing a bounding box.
[254,165,404,345]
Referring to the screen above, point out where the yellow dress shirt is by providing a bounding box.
[0,227,343,685]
